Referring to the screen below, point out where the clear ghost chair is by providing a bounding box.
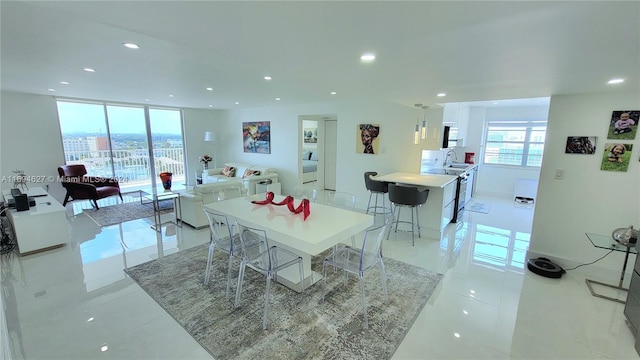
[322,221,390,328]
[326,191,358,247]
[202,209,261,300]
[293,186,318,203]
[214,184,244,202]
[234,221,304,330]
[326,191,356,209]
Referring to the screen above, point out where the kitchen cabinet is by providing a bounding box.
[465,166,476,204]
[442,104,470,148]
[441,180,457,229]
[422,107,445,150]
[373,172,458,239]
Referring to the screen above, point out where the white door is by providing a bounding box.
[324,120,337,190]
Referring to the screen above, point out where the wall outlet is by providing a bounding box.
[554,169,564,180]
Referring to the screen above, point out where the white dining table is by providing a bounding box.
[203,196,374,292]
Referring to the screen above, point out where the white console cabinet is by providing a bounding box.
[2,187,69,255]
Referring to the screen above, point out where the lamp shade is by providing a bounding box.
[204,131,216,142]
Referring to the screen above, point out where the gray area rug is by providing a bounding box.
[83,200,173,226]
[125,243,442,360]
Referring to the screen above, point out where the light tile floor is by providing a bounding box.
[1,192,638,359]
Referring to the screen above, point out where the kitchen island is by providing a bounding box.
[373,172,458,239]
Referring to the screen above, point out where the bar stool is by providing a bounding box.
[387,184,429,246]
[364,172,392,216]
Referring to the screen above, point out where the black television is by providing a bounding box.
[442,126,451,148]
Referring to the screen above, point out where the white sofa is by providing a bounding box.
[179,182,247,229]
[202,162,279,195]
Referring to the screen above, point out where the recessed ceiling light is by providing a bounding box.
[330,91,337,95]
[437,93,446,97]
[60,81,70,85]
[206,87,213,91]
[83,67,95,72]
[169,94,174,98]
[235,101,240,105]
[145,98,150,102]
[208,104,213,107]
[608,78,624,84]
[275,97,281,101]
[264,76,272,81]
[360,53,376,62]
[123,43,139,49]
[47,88,56,92]
[454,333,461,338]
[100,345,108,352]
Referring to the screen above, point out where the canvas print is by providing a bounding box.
[356,124,380,154]
[243,121,271,154]
[565,136,596,154]
[601,143,633,172]
[303,127,317,143]
[608,110,638,140]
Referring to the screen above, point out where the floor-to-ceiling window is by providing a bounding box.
[57,100,185,191]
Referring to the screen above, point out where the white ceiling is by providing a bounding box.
[1,1,638,110]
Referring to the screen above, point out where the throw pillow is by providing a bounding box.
[242,169,261,178]
[222,165,236,177]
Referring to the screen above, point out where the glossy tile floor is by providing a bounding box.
[1,191,638,359]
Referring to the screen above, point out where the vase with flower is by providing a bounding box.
[199,154,213,171]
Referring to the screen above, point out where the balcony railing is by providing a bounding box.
[64,148,185,190]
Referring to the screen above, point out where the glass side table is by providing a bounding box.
[585,232,637,304]
[142,190,182,232]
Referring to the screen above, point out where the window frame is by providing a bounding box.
[482,119,547,168]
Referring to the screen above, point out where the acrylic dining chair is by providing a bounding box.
[234,221,305,330]
[326,191,358,248]
[322,221,390,328]
[202,209,261,300]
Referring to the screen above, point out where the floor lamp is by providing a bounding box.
[204,131,216,168]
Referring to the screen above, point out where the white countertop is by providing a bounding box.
[372,172,458,188]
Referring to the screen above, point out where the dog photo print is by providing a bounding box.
[565,136,596,154]
[608,110,638,140]
[601,143,633,172]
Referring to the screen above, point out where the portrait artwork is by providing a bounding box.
[601,143,633,172]
[565,136,596,154]
[243,121,271,154]
[608,110,639,140]
[356,124,380,154]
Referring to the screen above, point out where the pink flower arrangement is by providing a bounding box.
[199,154,212,164]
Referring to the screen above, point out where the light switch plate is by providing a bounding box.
[554,169,564,180]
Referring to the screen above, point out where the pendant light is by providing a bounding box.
[413,104,422,145]
[421,105,429,140]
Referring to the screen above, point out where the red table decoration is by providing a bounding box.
[251,192,311,220]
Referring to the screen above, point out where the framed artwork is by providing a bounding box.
[600,143,633,172]
[303,128,317,143]
[607,110,638,140]
[565,136,596,154]
[242,121,271,154]
[356,124,380,154]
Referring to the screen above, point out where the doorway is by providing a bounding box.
[298,115,337,191]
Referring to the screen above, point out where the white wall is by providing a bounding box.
[217,100,418,209]
[531,91,640,273]
[1,91,66,202]
[182,108,224,185]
